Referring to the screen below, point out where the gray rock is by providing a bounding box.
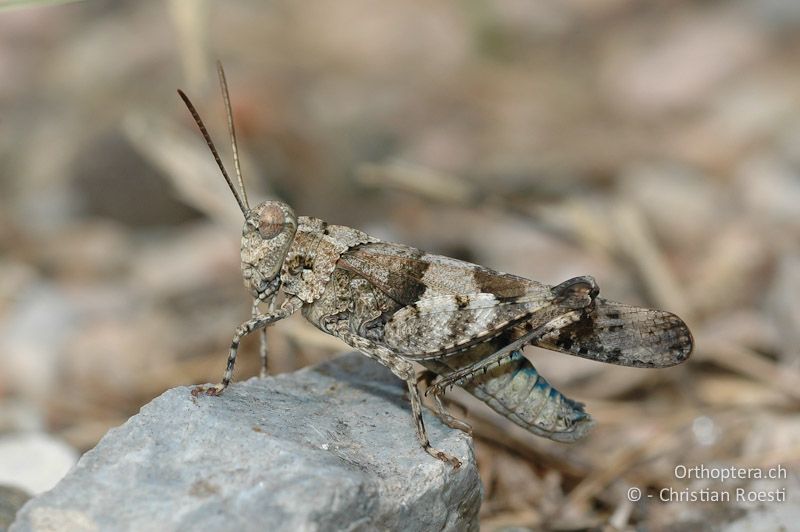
[11,353,481,532]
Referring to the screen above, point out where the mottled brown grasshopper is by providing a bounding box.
[179,65,693,467]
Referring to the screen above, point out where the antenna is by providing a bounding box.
[216,61,250,210]
[177,88,248,216]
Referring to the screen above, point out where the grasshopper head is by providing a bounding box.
[178,70,297,301]
[241,200,297,297]
[178,66,299,300]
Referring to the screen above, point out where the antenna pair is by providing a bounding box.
[178,62,251,215]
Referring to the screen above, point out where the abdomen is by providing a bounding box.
[420,337,593,442]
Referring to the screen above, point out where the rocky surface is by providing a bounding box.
[11,353,480,531]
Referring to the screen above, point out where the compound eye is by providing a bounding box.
[258,204,285,239]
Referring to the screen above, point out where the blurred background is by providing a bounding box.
[1,0,799,529]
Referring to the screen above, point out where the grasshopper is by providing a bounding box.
[179,65,694,468]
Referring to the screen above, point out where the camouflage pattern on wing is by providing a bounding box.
[383,293,555,358]
[341,243,600,359]
[338,242,551,302]
[535,298,693,368]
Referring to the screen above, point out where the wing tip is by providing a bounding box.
[658,310,695,367]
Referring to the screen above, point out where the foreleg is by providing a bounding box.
[193,296,302,396]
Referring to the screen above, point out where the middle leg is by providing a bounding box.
[417,370,472,434]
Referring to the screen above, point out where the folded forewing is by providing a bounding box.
[338,242,549,304]
[383,292,557,358]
